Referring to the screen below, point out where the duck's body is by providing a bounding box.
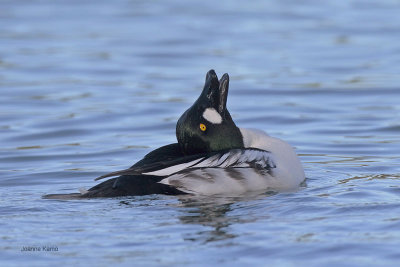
[157,128,303,195]
[44,70,305,199]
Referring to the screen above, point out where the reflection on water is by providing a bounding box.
[178,198,237,243]
[176,194,274,243]
[1,0,400,265]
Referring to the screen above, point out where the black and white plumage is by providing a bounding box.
[88,147,277,195]
[43,70,305,199]
[96,147,275,180]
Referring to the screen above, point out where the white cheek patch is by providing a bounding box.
[202,108,222,124]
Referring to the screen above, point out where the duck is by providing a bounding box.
[44,70,305,199]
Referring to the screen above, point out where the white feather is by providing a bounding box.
[240,128,305,185]
[159,168,281,195]
[143,158,203,176]
[202,108,222,124]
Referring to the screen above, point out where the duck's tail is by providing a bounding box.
[43,175,187,199]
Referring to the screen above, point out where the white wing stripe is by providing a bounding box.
[194,155,219,168]
[144,149,274,177]
[216,152,230,165]
[143,158,203,176]
[220,151,241,167]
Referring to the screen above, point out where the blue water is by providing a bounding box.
[1,0,400,266]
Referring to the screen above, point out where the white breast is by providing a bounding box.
[240,128,305,189]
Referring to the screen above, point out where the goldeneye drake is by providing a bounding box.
[44,70,305,199]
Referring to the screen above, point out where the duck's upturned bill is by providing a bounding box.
[195,69,229,116]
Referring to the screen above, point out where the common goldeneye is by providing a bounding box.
[44,70,305,199]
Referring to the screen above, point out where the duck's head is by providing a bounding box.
[176,69,244,154]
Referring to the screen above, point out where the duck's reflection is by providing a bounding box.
[175,192,276,243]
[118,191,276,243]
[178,196,236,242]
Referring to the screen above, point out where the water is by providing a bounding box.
[1,0,400,266]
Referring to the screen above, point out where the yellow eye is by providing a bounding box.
[199,123,206,132]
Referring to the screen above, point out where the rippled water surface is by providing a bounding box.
[1,0,400,266]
